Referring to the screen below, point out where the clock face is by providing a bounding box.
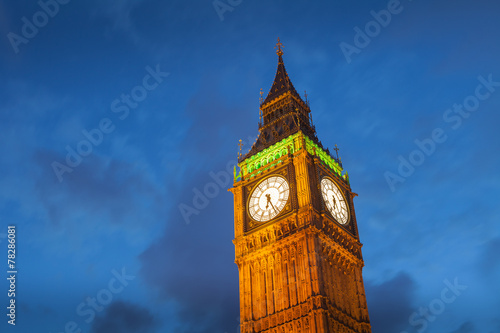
[248,176,290,222]
[321,178,349,225]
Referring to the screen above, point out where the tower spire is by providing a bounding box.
[263,38,301,105]
[241,39,321,161]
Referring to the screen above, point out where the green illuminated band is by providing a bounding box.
[235,131,346,183]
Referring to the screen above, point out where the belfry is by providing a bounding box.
[229,39,372,333]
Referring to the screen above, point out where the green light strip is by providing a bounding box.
[235,131,346,183]
[302,135,343,176]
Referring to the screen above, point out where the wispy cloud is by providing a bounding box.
[90,300,159,333]
[366,272,416,333]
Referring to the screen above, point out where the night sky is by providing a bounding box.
[1,0,500,332]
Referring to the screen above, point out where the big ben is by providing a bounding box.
[229,39,372,333]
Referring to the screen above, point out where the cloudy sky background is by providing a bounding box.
[1,0,499,332]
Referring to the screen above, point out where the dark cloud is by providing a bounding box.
[137,68,272,332]
[33,148,165,228]
[139,83,241,332]
[365,272,416,333]
[478,237,500,276]
[139,168,239,332]
[90,301,158,333]
[448,321,475,333]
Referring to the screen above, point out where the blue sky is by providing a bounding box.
[1,0,499,332]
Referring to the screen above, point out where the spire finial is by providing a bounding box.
[275,38,284,56]
[259,88,263,104]
[238,139,243,158]
[334,144,340,160]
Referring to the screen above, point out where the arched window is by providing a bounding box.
[284,261,290,308]
[263,271,267,316]
[270,268,275,313]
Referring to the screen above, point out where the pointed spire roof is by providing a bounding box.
[262,38,303,105]
[239,38,341,165]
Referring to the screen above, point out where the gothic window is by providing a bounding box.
[292,258,298,305]
[270,268,275,313]
[249,265,254,317]
[284,261,290,308]
[263,271,268,316]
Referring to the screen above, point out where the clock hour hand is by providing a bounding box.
[266,194,278,213]
[331,194,337,210]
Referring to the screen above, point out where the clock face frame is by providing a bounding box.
[320,177,349,225]
[248,175,290,223]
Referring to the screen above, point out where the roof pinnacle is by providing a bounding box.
[275,37,284,56]
[262,38,301,105]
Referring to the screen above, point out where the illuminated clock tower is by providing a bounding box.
[229,39,371,333]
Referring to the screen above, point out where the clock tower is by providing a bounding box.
[230,40,372,333]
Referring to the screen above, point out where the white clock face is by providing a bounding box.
[248,176,290,222]
[321,178,349,225]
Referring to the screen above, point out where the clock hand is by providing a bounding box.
[331,194,337,210]
[265,194,278,213]
[269,199,278,213]
[265,193,271,209]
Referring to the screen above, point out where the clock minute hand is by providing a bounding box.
[269,198,278,214]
